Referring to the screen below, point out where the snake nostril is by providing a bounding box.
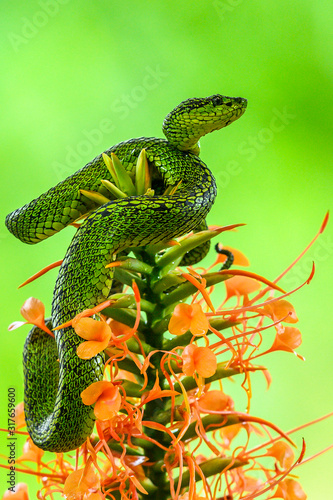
[225,97,247,107]
[236,97,247,106]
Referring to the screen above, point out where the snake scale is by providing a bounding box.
[5,94,247,452]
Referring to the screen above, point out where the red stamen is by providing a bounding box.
[218,269,285,293]
[207,264,315,318]
[53,299,114,330]
[18,260,63,288]
[182,272,215,312]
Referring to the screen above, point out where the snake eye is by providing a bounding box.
[212,95,224,107]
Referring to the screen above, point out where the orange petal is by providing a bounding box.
[73,317,111,342]
[193,347,217,378]
[190,304,209,336]
[179,494,206,500]
[273,478,307,500]
[94,387,121,421]
[81,381,114,406]
[199,390,230,412]
[220,423,242,447]
[54,299,114,330]
[142,389,179,405]
[216,245,250,266]
[81,381,121,421]
[3,483,29,500]
[168,303,192,336]
[225,275,261,298]
[243,475,263,493]
[18,297,54,337]
[266,441,294,469]
[181,344,197,376]
[115,369,138,383]
[273,327,302,351]
[130,474,149,495]
[263,299,298,324]
[76,337,110,359]
[124,455,149,479]
[17,438,44,463]
[63,467,100,496]
[108,319,133,337]
[85,492,105,500]
[20,297,45,324]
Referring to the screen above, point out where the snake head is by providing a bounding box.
[163,94,247,153]
[209,94,247,124]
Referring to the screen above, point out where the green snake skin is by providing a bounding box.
[5,94,247,451]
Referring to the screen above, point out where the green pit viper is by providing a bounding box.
[5,94,247,452]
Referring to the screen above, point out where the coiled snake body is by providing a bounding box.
[6,94,247,451]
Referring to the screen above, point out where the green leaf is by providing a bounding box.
[79,189,110,205]
[155,226,226,269]
[108,257,154,275]
[160,271,230,307]
[110,152,136,195]
[100,178,127,199]
[135,148,150,195]
[151,271,185,294]
[102,152,136,195]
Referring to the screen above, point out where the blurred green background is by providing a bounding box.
[1,0,332,497]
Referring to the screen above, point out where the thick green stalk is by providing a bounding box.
[101,244,244,499]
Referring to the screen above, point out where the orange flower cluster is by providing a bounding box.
[2,215,331,500]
